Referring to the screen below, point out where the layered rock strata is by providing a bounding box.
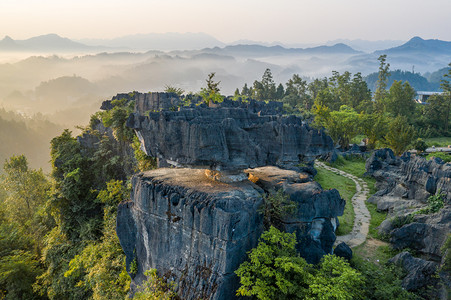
[127,106,333,171]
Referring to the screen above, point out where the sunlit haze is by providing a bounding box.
[1,0,450,43]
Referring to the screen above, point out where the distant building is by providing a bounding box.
[415,91,443,104]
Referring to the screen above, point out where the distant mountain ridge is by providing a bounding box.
[0,34,105,52]
[375,36,451,55]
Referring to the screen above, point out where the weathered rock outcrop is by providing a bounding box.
[365,148,451,298]
[116,166,344,299]
[366,148,451,203]
[389,252,439,292]
[126,95,334,171]
[113,92,342,299]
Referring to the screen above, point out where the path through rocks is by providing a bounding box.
[315,161,371,248]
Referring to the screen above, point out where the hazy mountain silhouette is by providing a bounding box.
[79,32,226,51]
[375,36,451,55]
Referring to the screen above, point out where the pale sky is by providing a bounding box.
[1,0,450,43]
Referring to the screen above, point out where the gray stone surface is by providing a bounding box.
[366,148,451,202]
[334,242,353,261]
[389,252,439,292]
[116,166,344,299]
[126,96,334,171]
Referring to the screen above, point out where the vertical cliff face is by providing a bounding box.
[117,168,264,299]
[116,167,345,299]
[113,92,343,299]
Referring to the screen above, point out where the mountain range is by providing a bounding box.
[1,33,449,56]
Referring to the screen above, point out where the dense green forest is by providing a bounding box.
[0,57,449,299]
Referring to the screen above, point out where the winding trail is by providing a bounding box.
[315,161,371,248]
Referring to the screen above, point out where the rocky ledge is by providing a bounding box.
[116,166,344,299]
[125,94,334,171]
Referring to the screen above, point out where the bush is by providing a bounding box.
[236,227,364,300]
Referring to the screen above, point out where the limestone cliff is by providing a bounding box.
[116,167,344,299]
[113,92,342,299]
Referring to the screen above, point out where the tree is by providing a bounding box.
[306,255,363,300]
[412,138,427,153]
[164,85,184,96]
[385,80,416,120]
[284,74,312,109]
[439,62,451,133]
[63,180,130,300]
[253,69,277,101]
[1,155,49,228]
[133,269,176,300]
[374,55,391,112]
[236,227,364,300]
[276,83,285,100]
[313,105,360,149]
[308,78,328,102]
[258,190,297,230]
[235,227,311,300]
[199,72,223,105]
[385,115,415,156]
[359,113,390,149]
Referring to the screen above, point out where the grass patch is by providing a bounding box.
[366,202,388,239]
[314,166,356,235]
[423,136,451,147]
[425,152,451,163]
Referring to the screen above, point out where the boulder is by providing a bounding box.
[333,242,353,261]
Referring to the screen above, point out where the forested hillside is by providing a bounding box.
[0,109,62,172]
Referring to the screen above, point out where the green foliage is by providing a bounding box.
[199,72,223,105]
[132,136,156,172]
[426,192,445,214]
[385,80,416,121]
[359,113,390,149]
[441,234,451,273]
[63,180,130,299]
[236,227,364,300]
[0,156,51,299]
[253,68,277,101]
[307,254,364,300]
[412,138,428,153]
[235,227,311,299]
[99,99,135,142]
[133,269,176,300]
[130,250,138,278]
[258,190,297,230]
[374,54,391,111]
[385,115,415,156]
[366,203,388,239]
[0,250,45,300]
[164,85,184,96]
[426,152,451,163]
[314,105,360,149]
[314,165,356,236]
[351,255,418,300]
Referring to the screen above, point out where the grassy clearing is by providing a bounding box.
[314,166,355,235]
[424,136,451,147]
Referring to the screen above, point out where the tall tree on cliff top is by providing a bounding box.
[440,62,451,133]
[200,72,222,105]
[374,55,390,112]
